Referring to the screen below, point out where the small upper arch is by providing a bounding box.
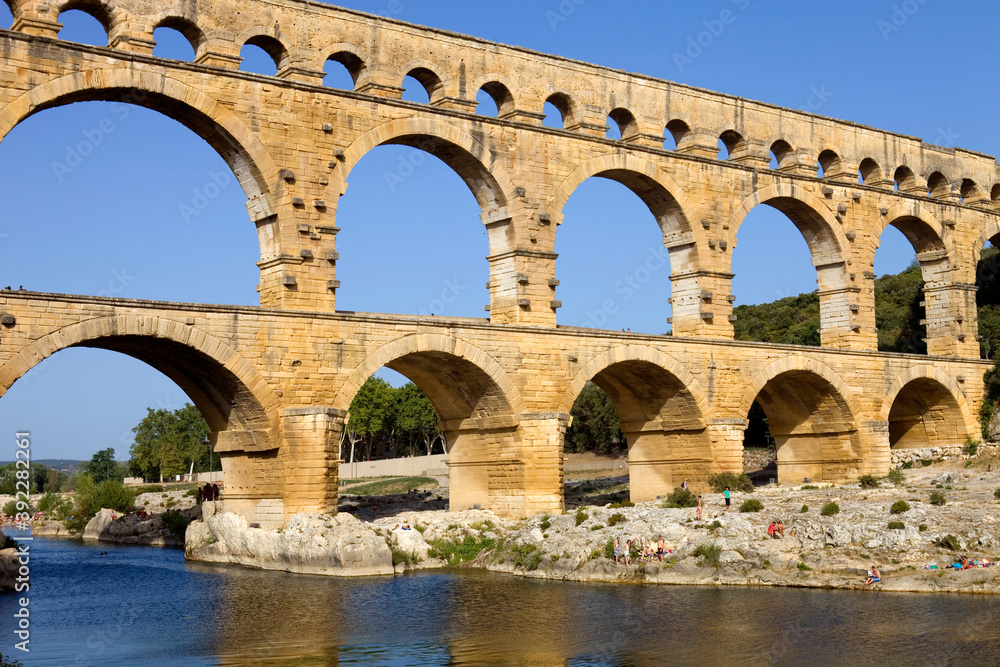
[665,119,691,150]
[400,61,445,104]
[543,91,575,129]
[152,16,207,60]
[56,0,113,33]
[858,157,884,185]
[607,107,638,141]
[769,139,795,170]
[325,47,367,89]
[960,178,987,205]
[238,31,291,72]
[817,149,842,178]
[475,78,515,117]
[718,129,746,159]
[992,184,1000,210]
[926,170,951,199]
[894,165,921,193]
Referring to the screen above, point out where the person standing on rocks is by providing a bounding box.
[724,487,731,512]
[697,495,703,521]
[613,537,621,564]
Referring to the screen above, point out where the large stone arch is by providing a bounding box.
[0,314,284,521]
[881,365,976,449]
[339,117,521,232]
[740,356,863,484]
[730,183,847,268]
[0,67,278,212]
[560,345,711,500]
[334,333,526,514]
[551,152,694,240]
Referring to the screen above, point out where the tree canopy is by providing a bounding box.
[128,403,213,481]
[565,382,626,455]
[343,378,445,462]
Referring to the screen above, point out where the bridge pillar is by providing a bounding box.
[279,407,344,517]
[708,418,748,474]
[861,420,891,475]
[10,4,61,37]
[486,245,558,326]
[446,417,534,516]
[669,270,735,338]
[923,282,979,357]
[514,412,569,516]
[626,426,714,501]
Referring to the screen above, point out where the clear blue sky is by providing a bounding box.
[0,0,997,461]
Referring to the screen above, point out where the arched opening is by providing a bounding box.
[336,343,521,514]
[961,178,984,205]
[976,235,1000,359]
[894,166,918,193]
[239,36,287,76]
[732,198,842,347]
[0,328,280,524]
[0,97,262,304]
[927,171,950,199]
[859,158,883,185]
[664,119,690,150]
[748,370,860,484]
[57,6,110,46]
[742,401,776,483]
[717,130,745,160]
[336,135,500,317]
[565,359,709,504]
[1,3,13,29]
[606,108,636,141]
[543,93,572,129]
[992,184,1000,210]
[476,82,514,117]
[769,140,794,170]
[324,51,364,90]
[817,149,841,178]
[556,170,684,333]
[563,381,627,506]
[887,378,964,450]
[401,67,442,104]
[873,222,926,354]
[152,18,203,61]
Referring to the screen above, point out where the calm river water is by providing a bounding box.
[3,533,1000,666]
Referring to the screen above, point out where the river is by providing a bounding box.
[3,533,1000,665]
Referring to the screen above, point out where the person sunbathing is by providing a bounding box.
[776,520,785,538]
[865,566,881,585]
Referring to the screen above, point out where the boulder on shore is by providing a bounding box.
[0,547,21,591]
[185,511,393,577]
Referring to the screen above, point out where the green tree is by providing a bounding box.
[565,382,625,455]
[733,291,820,346]
[874,261,925,353]
[394,382,444,456]
[343,377,397,462]
[82,447,121,484]
[128,404,211,481]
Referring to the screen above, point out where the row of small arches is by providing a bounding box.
[8,3,999,210]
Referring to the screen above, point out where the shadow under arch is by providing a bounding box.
[0,313,284,521]
[881,365,976,450]
[334,333,526,515]
[740,356,862,484]
[560,345,711,500]
[0,67,278,222]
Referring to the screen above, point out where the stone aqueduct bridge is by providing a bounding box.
[0,0,996,525]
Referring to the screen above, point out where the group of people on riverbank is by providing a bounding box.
[196,483,222,503]
[612,536,674,566]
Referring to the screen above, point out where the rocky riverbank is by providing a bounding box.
[184,455,1000,594]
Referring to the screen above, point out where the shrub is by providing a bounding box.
[886,469,904,485]
[801,485,819,490]
[739,498,764,513]
[901,461,913,470]
[890,500,911,515]
[800,504,809,513]
[933,534,961,550]
[693,543,722,570]
[964,436,980,457]
[608,512,625,527]
[161,510,190,539]
[887,521,905,530]
[590,524,604,531]
[994,488,1000,500]
[661,486,698,508]
[919,524,928,532]
[608,500,634,509]
[797,562,811,571]
[929,490,947,506]
[603,538,615,560]
[858,474,880,489]
[390,545,420,567]
[708,472,754,494]
[920,459,932,467]
[65,476,136,534]
[575,508,588,526]
[428,534,495,566]
[820,502,840,517]
[2,499,18,517]
[539,514,551,531]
